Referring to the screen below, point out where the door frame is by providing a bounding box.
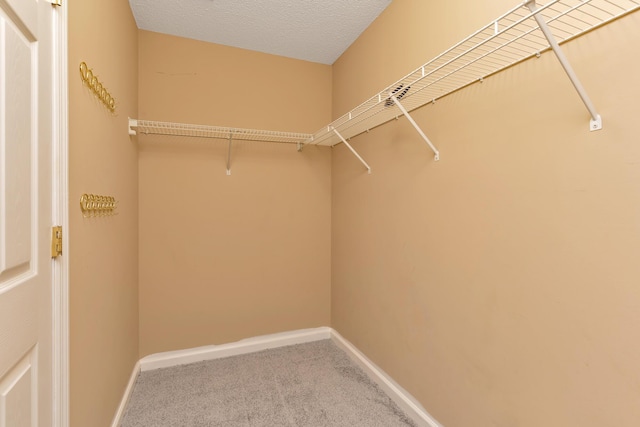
[51,2,68,426]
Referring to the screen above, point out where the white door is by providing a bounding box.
[0,0,55,425]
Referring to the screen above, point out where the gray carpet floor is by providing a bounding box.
[120,339,418,427]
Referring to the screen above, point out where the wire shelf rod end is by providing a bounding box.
[128,118,137,136]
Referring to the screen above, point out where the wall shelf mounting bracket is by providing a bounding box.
[128,118,137,136]
[525,0,602,131]
[332,128,372,174]
[226,134,233,176]
[390,95,440,161]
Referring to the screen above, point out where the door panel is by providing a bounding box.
[0,283,38,387]
[0,0,53,425]
[1,0,37,39]
[0,11,33,281]
[0,347,36,427]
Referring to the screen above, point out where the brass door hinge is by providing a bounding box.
[51,226,63,258]
[51,0,62,6]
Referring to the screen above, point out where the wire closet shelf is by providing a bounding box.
[128,0,639,152]
[306,0,640,148]
[128,119,313,145]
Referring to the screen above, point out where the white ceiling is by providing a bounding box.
[129,0,393,65]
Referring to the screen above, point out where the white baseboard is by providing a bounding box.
[110,360,140,427]
[139,327,332,371]
[120,326,441,427]
[329,329,443,427]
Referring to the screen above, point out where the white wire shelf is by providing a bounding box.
[128,119,313,145]
[308,0,640,147]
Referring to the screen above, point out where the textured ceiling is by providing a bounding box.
[129,0,393,65]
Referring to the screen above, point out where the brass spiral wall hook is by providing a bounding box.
[80,193,118,218]
[79,62,116,112]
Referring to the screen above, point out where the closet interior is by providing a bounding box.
[67,0,640,425]
[130,0,639,170]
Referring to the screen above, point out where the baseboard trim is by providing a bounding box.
[329,330,443,427]
[139,327,332,372]
[110,360,140,427]
[123,327,441,427]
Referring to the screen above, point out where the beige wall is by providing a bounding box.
[331,1,640,426]
[68,0,139,426]
[69,2,640,425]
[137,31,332,357]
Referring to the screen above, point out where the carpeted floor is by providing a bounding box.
[120,339,418,427]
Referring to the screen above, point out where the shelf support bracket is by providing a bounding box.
[390,95,440,161]
[128,118,137,136]
[525,0,602,131]
[332,128,372,174]
[226,133,233,176]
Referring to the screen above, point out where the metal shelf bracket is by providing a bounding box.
[226,134,233,176]
[390,95,440,161]
[332,128,372,174]
[525,0,602,131]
